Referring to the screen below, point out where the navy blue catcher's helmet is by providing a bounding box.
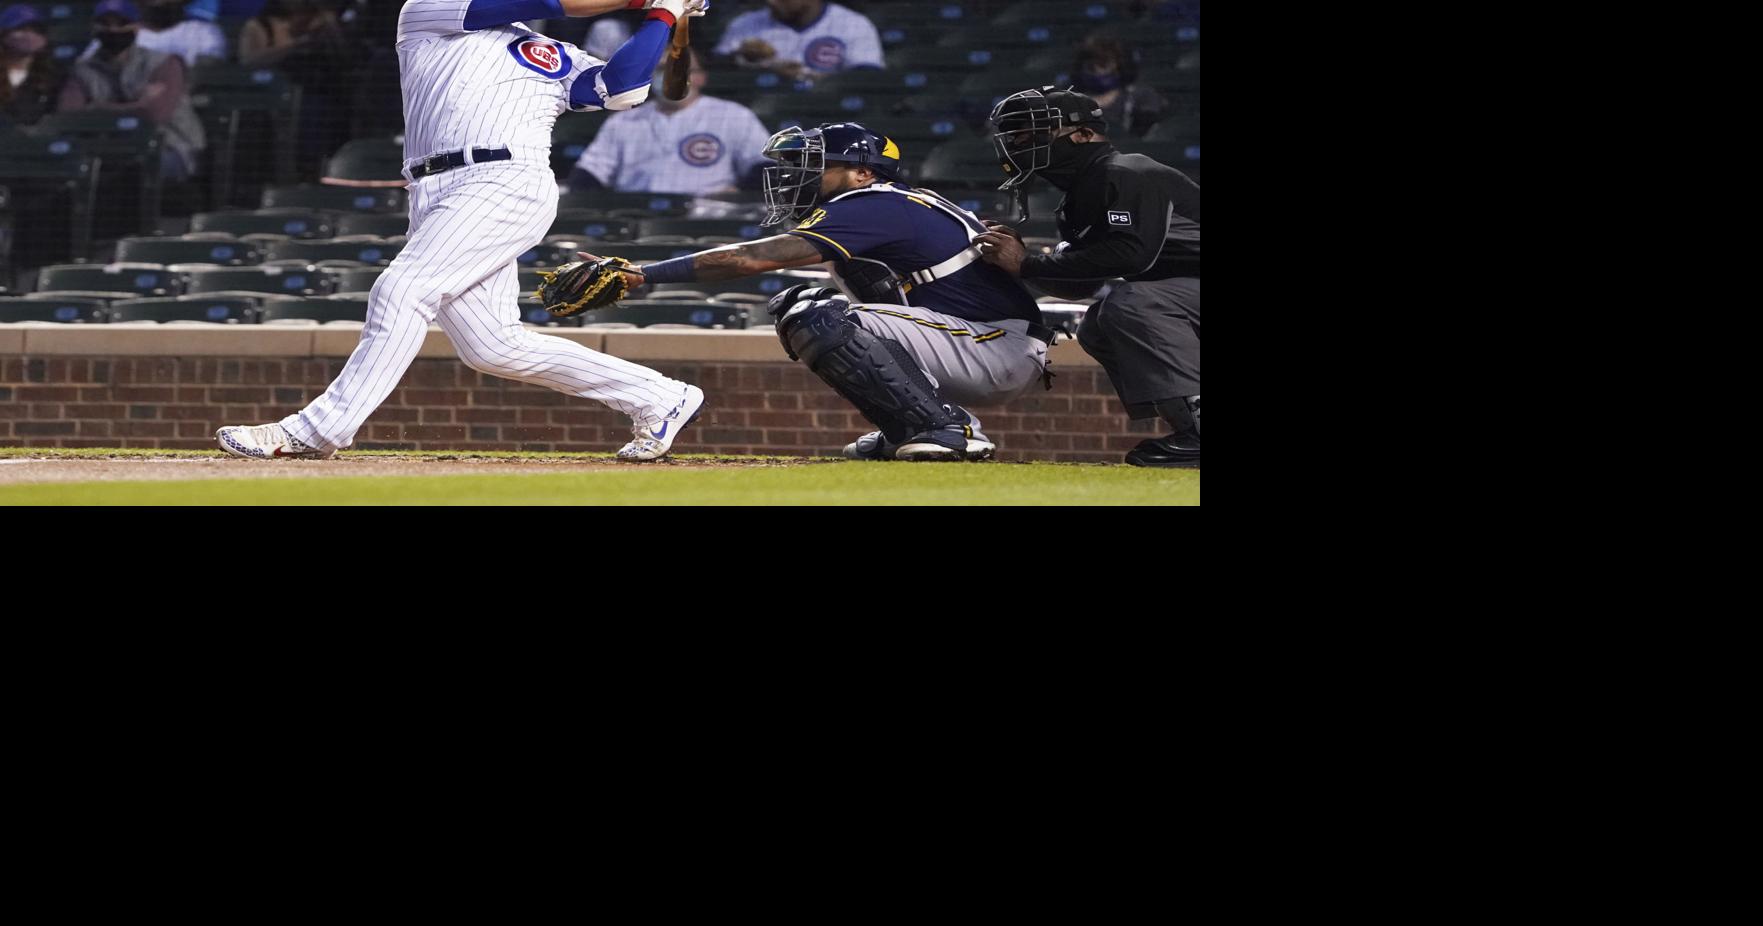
[760,122,904,227]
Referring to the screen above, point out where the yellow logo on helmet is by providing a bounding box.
[881,137,901,160]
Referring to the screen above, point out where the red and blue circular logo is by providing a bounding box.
[804,37,847,72]
[507,38,570,79]
[679,133,725,167]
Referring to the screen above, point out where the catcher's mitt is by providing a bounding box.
[535,255,638,317]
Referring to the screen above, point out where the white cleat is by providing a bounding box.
[215,423,335,460]
[617,384,705,462]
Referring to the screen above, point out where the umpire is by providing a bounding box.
[976,86,1200,468]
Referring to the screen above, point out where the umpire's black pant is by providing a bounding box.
[1077,277,1201,419]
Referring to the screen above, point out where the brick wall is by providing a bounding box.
[0,329,1165,463]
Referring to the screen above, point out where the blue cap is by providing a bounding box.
[184,0,218,22]
[0,4,44,30]
[92,0,140,22]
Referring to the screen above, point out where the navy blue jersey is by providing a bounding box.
[785,182,1043,325]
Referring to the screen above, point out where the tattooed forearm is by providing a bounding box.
[691,234,824,281]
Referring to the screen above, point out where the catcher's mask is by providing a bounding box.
[988,86,1106,190]
[761,122,903,227]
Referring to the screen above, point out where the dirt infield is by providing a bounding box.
[0,454,820,484]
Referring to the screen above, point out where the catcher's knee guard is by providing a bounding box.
[773,290,965,445]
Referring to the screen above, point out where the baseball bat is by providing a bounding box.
[662,15,691,101]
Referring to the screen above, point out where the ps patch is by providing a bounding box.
[1108,211,1132,225]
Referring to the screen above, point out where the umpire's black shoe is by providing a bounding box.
[1125,432,1201,468]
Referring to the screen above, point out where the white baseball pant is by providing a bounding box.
[282,157,690,451]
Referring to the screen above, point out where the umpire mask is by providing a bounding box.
[989,86,1108,191]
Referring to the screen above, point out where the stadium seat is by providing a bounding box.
[918,140,1011,186]
[991,1,1121,28]
[264,237,403,265]
[636,218,770,240]
[36,263,179,297]
[588,300,747,329]
[871,1,972,30]
[0,295,108,323]
[261,183,406,213]
[519,299,581,327]
[589,242,706,262]
[43,15,88,64]
[0,129,100,261]
[184,265,331,297]
[190,62,303,186]
[33,110,165,233]
[115,235,263,266]
[107,296,257,324]
[189,210,336,239]
[633,234,697,245]
[933,23,1063,55]
[327,266,385,295]
[20,289,138,302]
[335,212,411,237]
[258,297,369,324]
[747,90,873,132]
[551,114,604,177]
[557,189,690,215]
[882,44,996,77]
[692,273,800,299]
[323,137,406,185]
[546,212,637,242]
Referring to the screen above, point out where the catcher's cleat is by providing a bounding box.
[1124,432,1200,468]
[843,429,997,461]
[892,426,968,462]
[617,384,705,462]
[216,423,334,460]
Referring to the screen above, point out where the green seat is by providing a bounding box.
[551,113,604,177]
[323,137,406,184]
[991,2,1121,27]
[0,129,100,262]
[37,263,179,296]
[546,211,638,242]
[264,237,403,265]
[33,110,164,233]
[260,183,407,213]
[0,295,108,323]
[637,218,769,240]
[327,266,385,295]
[334,212,411,237]
[190,209,336,239]
[191,63,302,186]
[115,235,262,266]
[258,297,369,324]
[185,265,330,296]
[587,300,747,329]
[107,296,257,324]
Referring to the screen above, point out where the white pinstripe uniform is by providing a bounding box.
[279,0,697,454]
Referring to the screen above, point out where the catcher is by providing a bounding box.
[538,122,1055,461]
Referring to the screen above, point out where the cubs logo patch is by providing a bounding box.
[804,36,847,72]
[1108,211,1133,225]
[678,133,725,167]
[507,37,570,79]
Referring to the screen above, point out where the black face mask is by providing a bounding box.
[1036,135,1109,190]
[94,29,136,54]
[142,6,183,29]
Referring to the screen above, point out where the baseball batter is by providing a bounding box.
[608,123,1054,461]
[217,0,710,462]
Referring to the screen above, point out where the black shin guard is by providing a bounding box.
[779,298,964,444]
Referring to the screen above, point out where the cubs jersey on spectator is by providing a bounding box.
[712,2,882,73]
[573,95,773,195]
[396,0,608,163]
[787,182,1042,325]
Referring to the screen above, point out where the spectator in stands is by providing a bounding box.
[57,0,206,180]
[0,3,63,126]
[568,50,773,196]
[79,0,226,69]
[1072,35,1166,138]
[238,0,351,174]
[714,0,882,81]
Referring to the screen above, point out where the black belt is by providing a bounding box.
[410,146,512,178]
[1027,322,1057,344]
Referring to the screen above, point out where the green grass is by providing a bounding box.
[0,449,1198,505]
